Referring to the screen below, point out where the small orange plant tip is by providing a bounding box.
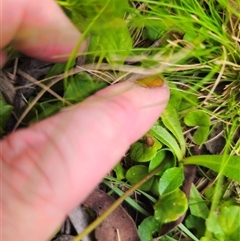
[135,74,164,88]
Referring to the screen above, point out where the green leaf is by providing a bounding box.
[205,201,240,240]
[150,177,160,196]
[0,100,13,134]
[159,167,184,195]
[149,150,176,176]
[130,135,162,162]
[161,104,186,156]
[113,163,125,181]
[88,18,132,63]
[200,238,218,241]
[185,215,206,239]
[184,110,210,145]
[184,110,210,127]
[45,61,75,78]
[126,165,154,191]
[138,216,160,241]
[218,201,240,236]
[149,125,183,161]
[154,189,188,223]
[189,185,209,219]
[193,126,209,145]
[144,25,163,41]
[206,213,223,235]
[29,101,63,124]
[70,0,129,31]
[64,72,107,102]
[183,155,240,182]
[168,83,183,110]
[179,92,198,112]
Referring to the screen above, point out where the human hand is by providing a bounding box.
[0,1,170,241]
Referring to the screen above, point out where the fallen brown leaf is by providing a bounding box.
[83,190,140,241]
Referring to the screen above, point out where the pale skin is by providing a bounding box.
[0,0,170,240]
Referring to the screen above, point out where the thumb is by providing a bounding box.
[1,82,169,241]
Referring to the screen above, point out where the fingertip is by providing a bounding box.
[14,28,87,62]
[3,0,86,62]
[83,81,170,144]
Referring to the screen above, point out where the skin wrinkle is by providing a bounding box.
[36,116,82,201]
[1,127,48,164]
[3,141,67,227]
[2,168,25,203]
[10,140,41,177]
[4,143,53,205]
[2,176,64,241]
[1,136,23,164]
[2,123,63,205]
[45,120,74,188]
[36,127,70,201]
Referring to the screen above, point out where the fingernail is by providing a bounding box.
[135,74,165,88]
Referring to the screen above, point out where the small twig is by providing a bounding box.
[203,46,227,105]
[13,67,83,131]
[0,70,16,104]
[17,69,72,106]
[13,58,18,77]
[116,229,122,241]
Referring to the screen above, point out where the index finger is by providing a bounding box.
[1,0,86,63]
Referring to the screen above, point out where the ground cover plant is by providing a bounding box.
[1,0,240,240]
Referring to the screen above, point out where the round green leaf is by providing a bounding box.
[184,110,210,145]
[154,189,188,223]
[193,126,210,145]
[64,72,107,102]
[184,110,210,127]
[138,216,160,241]
[130,136,162,162]
[218,202,240,235]
[126,165,154,191]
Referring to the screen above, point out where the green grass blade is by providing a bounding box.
[183,155,240,182]
[178,223,199,241]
